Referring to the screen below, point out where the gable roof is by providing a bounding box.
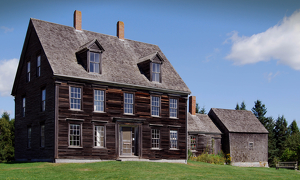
[20,18,190,94]
[188,113,222,134]
[209,108,268,133]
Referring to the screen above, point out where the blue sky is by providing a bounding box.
[0,0,300,126]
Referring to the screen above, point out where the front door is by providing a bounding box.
[121,127,132,156]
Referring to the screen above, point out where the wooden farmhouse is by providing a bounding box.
[12,10,191,163]
[187,96,222,156]
[208,108,269,167]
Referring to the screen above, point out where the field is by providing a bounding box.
[0,160,299,179]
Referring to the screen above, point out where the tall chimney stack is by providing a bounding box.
[189,96,196,115]
[117,21,124,40]
[74,10,82,30]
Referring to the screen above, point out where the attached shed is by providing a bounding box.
[187,96,222,156]
[208,108,269,167]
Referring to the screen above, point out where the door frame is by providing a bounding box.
[118,124,141,157]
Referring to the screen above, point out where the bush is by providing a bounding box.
[189,151,225,165]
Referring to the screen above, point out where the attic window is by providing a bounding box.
[138,52,164,83]
[89,52,100,73]
[152,63,160,82]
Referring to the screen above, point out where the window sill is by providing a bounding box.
[151,148,162,150]
[68,109,84,112]
[151,115,161,118]
[169,148,179,151]
[169,117,178,119]
[93,111,106,114]
[93,146,107,149]
[68,146,83,149]
[124,113,134,116]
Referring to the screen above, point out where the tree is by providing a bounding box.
[235,103,240,110]
[196,103,200,113]
[235,101,246,110]
[274,115,289,158]
[288,120,299,135]
[199,106,206,114]
[0,112,15,162]
[252,100,267,126]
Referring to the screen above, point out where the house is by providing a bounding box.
[208,108,269,167]
[11,10,191,163]
[187,96,222,156]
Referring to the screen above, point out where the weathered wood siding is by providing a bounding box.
[190,134,221,156]
[57,81,187,160]
[229,133,268,162]
[14,24,55,161]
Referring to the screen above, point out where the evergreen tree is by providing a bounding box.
[199,106,206,114]
[235,103,240,110]
[196,103,200,113]
[288,120,299,135]
[252,100,267,126]
[0,112,15,162]
[240,101,246,110]
[274,115,289,158]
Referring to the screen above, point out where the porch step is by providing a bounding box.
[117,155,139,161]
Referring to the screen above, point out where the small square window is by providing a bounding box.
[249,142,254,150]
[70,87,81,110]
[151,96,160,116]
[124,93,134,114]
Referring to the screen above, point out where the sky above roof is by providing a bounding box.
[0,0,299,126]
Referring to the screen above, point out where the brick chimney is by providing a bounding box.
[189,96,196,115]
[74,10,82,30]
[117,21,124,40]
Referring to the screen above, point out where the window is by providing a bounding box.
[70,87,81,110]
[37,55,41,77]
[151,96,160,116]
[249,142,254,150]
[94,126,105,147]
[41,88,46,111]
[89,52,100,73]
[170,98,178,118]
[94,90,104,112]
[27,61,30,82]
[190,135,196,151]
[22,97,26,117]
[151,129,160,149]
[124,93,133,114]
[27,127,31,148]
[41,124,45,148]
[152,63,160,82]
[69,124,81,147]
[170,130,178,149]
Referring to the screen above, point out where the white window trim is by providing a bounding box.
[169,98,178,118]
[68,123,82,148]
[88,51,101,74]
[189,135,197,151]
[69,86,82,110]
[94,89,105,112]
[170,130,178,149]
[151,129,160,149]
[124,92,134,115]
[151,95,160,117]
[93,125,106,148]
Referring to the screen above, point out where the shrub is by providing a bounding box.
[190,151,225,165]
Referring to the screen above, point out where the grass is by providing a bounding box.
[0,160,299,179]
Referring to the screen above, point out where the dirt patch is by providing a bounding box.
[78,168,92,171]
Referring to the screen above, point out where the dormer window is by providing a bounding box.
[152,63,160,82]
[89,52,100,73]
[138,52,164,83]
[76,39,105,74]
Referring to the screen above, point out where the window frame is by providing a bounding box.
[151,95,161,117]
[151,129,160,149]
[27,126,31,149]
[93,124,106,148]
[169,98,178,118]
[40,124,45,148]
[150,62,161,83]
[124,92,134,115]
[170,130,178,149]
[41,88,46,112]
[249,142,254,150]
[93,89,105,112]
[189,135,197,151]
[88,51,102,74]
[36,54,41,77]
[27,61,31,82]
[68,123,82,147]
[69,86,82,110]
[22,97,26,117]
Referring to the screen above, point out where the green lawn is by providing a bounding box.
[0,160,299,179]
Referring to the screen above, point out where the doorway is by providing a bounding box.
[120,126,138,156]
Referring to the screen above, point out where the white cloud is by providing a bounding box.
[0,59,19,96]
[1,26,14,33]
[264,71,280,82]
[225,10,300,70]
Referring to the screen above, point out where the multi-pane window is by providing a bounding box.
[152,63,160,82]
[69,124,81,146]
[151,96,160,116]
[124,93,133,114]
[70,87,81,110]
[190,135,196,151]
[22,97,26,117]
[151,129,160,149]
[170,98,178,118]
[94,126,105,147]
[170,130,178,149]
[37,55,41,77]
[27,61,30,82]
[41,124,45,148]
[94,90,104,112]
[27,127,31,148]
[249,142,254,150]
[90,52,100,73]
[41,89,46,111]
